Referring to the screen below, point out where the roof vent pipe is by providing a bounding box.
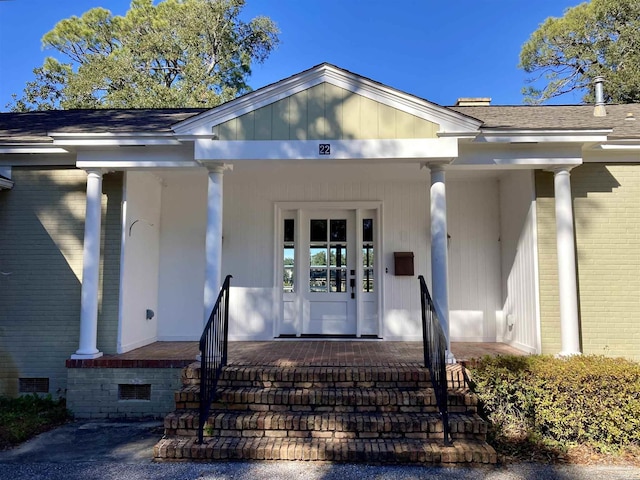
[594,76,606,117]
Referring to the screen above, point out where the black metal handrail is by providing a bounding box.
[197,274,232,444]
[418,275,452,446]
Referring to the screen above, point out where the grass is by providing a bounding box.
[0,395,71,450]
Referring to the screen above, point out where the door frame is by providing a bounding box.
[273,201,383,338]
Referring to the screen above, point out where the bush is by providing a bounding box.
[0,395,70,449]
[469,355,640,453]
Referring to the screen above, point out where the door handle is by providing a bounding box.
[350,278,356,299]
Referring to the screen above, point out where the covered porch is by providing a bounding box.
[65,339,525,418]
[77,340,526,366]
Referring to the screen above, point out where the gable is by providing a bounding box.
[173,64,482,139]
[213,82,439,141]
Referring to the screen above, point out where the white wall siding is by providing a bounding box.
[150,164,509,344]
[157,171,208,341]
[498,171,539,352]
[222,163,431,340]
[118,172,162,352]
[447,180,502,342]
[222,164,504,341]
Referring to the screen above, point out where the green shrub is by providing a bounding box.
[0,395,70,449]
[469,355,640,452]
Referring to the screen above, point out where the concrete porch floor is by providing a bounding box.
[108,341,526,366]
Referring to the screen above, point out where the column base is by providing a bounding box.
[445,350,457,364]
[556,350,582,358]
[70,351,103,360]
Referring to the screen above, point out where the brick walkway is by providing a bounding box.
[108,341,525,366]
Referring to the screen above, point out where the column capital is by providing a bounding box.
[83,168,105,177]
[546,165,576,175]
[201,162,233,174]
[422,161,450,174]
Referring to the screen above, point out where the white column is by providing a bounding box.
[203,165,224,324]
[72,169,104,359]
[552,167,581,356]
[429,164,454,361]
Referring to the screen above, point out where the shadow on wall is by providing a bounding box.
[99,172,124,354]
[0,168,85,397]
[0,169,123,397]
[227,286,274,339]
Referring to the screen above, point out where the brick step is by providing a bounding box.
[182,363,433,389]
[175,385,477,413]
[164,410,488,441]
[154,436,497,464]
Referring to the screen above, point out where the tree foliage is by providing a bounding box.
[9,0,279,111]
[519,0,640,104]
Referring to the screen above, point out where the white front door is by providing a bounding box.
[302,211,356,335]
[278,205,379,338]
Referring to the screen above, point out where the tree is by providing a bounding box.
[9,0,279,111]
[519,0,640,104]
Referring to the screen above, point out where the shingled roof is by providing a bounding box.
[450,104,640,139]
[1,103,640,143]
[0,108,206,143]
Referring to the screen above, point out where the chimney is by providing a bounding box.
[455,97,491,107]
[594,76,606,117]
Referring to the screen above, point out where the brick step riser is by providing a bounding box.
[163,411,488,441]
[174,390,478,413]
[165,428,485,441]
[175,403,451,413]
[219,380,433,389]
[182,366,433,387]
[154,437,497,464]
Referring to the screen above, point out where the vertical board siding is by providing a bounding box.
[447,180,502,341]
[0,168,122,397]
[119,172,161,352]
[499,171,539,353]
[156,172,207,341]
[219,164,502,341]
[214,83,439,141]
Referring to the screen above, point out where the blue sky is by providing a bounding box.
[0,0,583,112]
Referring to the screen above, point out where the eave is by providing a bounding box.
[50,132,182,146]
[0,176,14,190]
[476,129,611,144]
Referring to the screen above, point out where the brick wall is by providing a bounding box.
[536,164,640,361]
[0,168,122,397]
[66,367,182,418]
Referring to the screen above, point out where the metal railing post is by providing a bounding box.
[418,275,452,446]
[197,275,232,444]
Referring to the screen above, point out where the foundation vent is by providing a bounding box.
[19,378,50,394]
[118,384,151,401]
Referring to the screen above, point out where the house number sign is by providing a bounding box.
[319,144,331,155]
